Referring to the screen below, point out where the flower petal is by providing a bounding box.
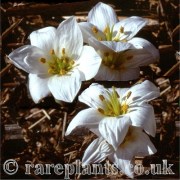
[88,2,118,31]
[128,37,159,62]
[99,116,131,150]
[79,83,108,109]
[28,74,50,103]
[114,16,148,40]
[128,103,156,137]
[55,17,83,59]
[108,153,134,178]
[82,137,114,166]
[29,26,56,53]
[127,80,160,104]
[79,22,105,43]
[65,108,103,136]
[77,45,102,80]
[109,126,157,178]
[88,38,132,53]
[121,48,158,68]
[95,64,140,81]
[8,45,48,74]
[48,70,82,102]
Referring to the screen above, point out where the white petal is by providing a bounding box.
[79,83,108,109]
[114,16,147,40]
[119,126,157,157]
[88,38,132,53]
[129,37,159,62]
[29,26,56,52]
[8,45,48,74]
[122,49,158,68]
[79,22,105,43]
[48,70,82,102]
[65,108,103,136]
[88,2,118,31]
[127,80,160,103]
[99,116,131,150]
[108,126,156,178]
[82,137,114,166]
[95,64,140,81]
[77,46,102,80]
[128,103,156,137]
[28,74,50,103]
[55,17,83,59]
[108,153,134,178]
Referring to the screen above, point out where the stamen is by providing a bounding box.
[98,108,105,114]
[99,95,105,101]
[126,91,132,99]
[120,26,124,34]
[50,49,55,55]
[121,104,129,114]
[92,26,98,34]
[62,48,65,55]
[39,58,46,63]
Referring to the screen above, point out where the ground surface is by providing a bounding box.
[1,0,179,179]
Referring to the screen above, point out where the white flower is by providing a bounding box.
[82,126,157,178]
[88,38,159,81]
[79,2,147,43]
[65,80,160,145]
[8,17,101,103]
[79,2,159,81]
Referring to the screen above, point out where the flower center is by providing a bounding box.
[102,52,133,70]
[39,48,76,75]
[98,87,131,117]
[91,25,126,42]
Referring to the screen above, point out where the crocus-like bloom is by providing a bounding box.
[8,17,101,103]
[66,80,160,138]
[81,126,157,178]
[79,2,148,43]
[79,2,159,81]
[88,38,159,81]
[65,80,160,177]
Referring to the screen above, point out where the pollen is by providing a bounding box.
[62,48,66,55]
[50,49,55,55]
[120,26,124,34]
[92,26,98,34]
[46,48,76,76]
[99,94,105,101]
[39,57,46,63]
[97,87,129,117]
[126,91,132,99]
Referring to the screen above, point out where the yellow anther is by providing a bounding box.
[39,58,46,63]
[103,26,108,34]
[126,91,132,99]
[60,69,66,75]
[50,49,55,55]
[92,26,98,34]
[98,37,103,41]
[98,108,105,115]
[121,104,129,114]
[62,48,66,55]
[120,26,124,34]
[99,95,105,101]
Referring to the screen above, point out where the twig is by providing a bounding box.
[2,18,24,40]
[2,82,20,87]
[62,111,67,142]
[0,64,13,78]
[163,61,180,77]
[5,1,97,16]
